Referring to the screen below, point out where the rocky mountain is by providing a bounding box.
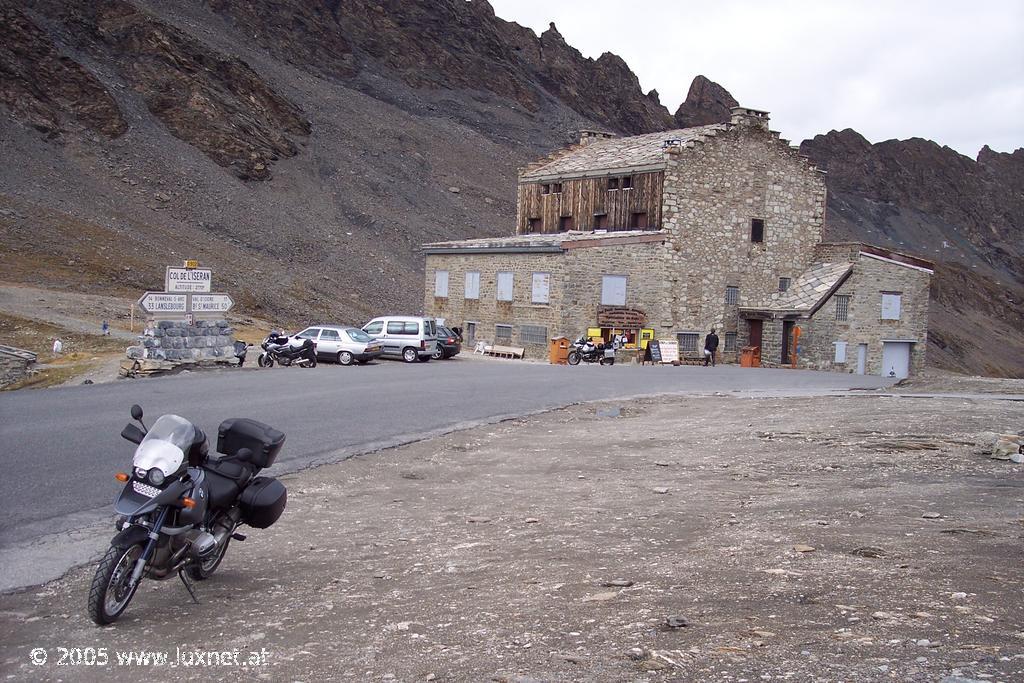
[0,0,1020,376]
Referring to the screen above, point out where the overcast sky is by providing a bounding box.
[488,0,1023,157]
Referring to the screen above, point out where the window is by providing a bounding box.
[629,212,648,229]
[527,217,542,232]
[778,277,791,292]
[495,324,513,342]
[319,329,340,341]
[531,272,550,303]
[541,184,550,195]
[346,329,372,342]
[601,275,627,305]
[725,285,739,305]
[552,182,563,194]
[594,213,608,229]
[725,332,737,352]
[677,333,699,353]
[434,270,449,298]
[607,177,619,190]
[386,321,406,335]
[464,271,480,300]
[296,328,321,340]
[363,321,383,335]
[520,325,548,345]
[751,218,765,243]
[834,341,848,363]
[621,176,632,189]
[835,294,851,321]
[496,272,513,301]
[881,292,902,320]
[558,215,574,232]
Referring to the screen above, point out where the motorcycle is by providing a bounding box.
[257,332,317,368]
[88,404,287,625]
[567,335,615,366]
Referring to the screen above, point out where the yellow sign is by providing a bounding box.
[639,328,655,349]
[586,327,602,339]
[183,259,199,269]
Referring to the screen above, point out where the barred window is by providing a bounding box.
[677,333,699,353]
[725,286,739,305]
[725,332,737,352]
[495,324,513,342]
[835,294,851,321]
[520,325,548,345]
[778,277,791,292]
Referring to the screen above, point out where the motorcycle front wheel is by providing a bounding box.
[88,542,144,625]
[567,351,581,366]
[257,353,273,368]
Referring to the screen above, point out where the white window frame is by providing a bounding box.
[496,271,513,302]
[464,271,480,300]
[531,272,550,304]
[434,270,449,298]
[601,275,627,306]
[881,292,902,320]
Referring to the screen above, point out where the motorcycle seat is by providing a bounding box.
[203,470,243,509]
[205,456,254,482]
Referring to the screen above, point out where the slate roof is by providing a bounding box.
[520,124,730,181]
[742,261,854,314]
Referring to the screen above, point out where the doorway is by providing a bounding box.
[747,319,763,351]
[464,321,477,345]
[856,343,867,375]
[881,342,911,379]
[781,321,794,365]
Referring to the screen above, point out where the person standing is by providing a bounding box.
[52,338,63,355]
[703,328,719,367]
[101,320,110,336]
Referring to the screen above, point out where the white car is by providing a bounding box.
[293,325,383,365]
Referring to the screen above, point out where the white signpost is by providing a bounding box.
[137,261,234,320]
[165,267,212,293]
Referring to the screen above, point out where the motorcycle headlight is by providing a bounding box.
[147,468,166,486]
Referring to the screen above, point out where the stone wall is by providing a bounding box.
[660,118,827,341]
[127,320,237,363]
[0,345,37,387]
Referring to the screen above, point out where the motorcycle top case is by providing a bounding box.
[239,476,286,528]
[217,418,285,468]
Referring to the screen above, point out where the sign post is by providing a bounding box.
[137,261,234,321]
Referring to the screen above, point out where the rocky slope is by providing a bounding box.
[0,0,1020,376]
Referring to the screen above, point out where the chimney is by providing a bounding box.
[729,106,770,130]
[577,129,617,146]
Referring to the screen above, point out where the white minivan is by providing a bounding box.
[361,316,438,363]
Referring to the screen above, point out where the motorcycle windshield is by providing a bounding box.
[133,414,193,475]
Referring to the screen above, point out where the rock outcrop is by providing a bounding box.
[674,75,738,127]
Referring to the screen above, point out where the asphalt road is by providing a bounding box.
[0,356,891,554]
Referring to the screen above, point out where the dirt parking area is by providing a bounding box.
[1,394,1022,682]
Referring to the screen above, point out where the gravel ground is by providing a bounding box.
[0,394,1022,682]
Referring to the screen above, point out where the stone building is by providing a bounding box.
[423,108,931,377]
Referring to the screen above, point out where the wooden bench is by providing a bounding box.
[485,344,525,359]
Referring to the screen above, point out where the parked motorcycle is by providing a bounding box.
[88,405,287,625]
[567,335,615,366]
[257,332,317,368]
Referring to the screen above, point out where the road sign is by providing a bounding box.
[165,267,212,293]
[190,293,234,313]
[138,292,187,314]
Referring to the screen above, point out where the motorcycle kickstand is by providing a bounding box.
[178,570,200,604]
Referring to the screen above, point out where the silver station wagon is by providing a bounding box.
[293,325,383,365]
[361,316,438,362]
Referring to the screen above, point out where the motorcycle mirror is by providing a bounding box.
[130,404,143,420]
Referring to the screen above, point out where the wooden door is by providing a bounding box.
[747,319,763,350]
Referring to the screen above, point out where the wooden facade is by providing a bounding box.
[516,171,664,234]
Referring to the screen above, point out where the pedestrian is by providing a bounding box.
[101,320,109,336]
[52,338,63,355]
[703,328,719,367]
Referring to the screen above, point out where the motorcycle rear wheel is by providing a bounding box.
[88,542,144,625]
[567,351,581,366]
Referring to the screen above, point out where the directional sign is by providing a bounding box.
[165,267,212,293]
[190,293,234,313]
[138,292,187,314]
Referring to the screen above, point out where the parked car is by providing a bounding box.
[361,316,438,363]
[293,325,383,365]
[432,325,462,360]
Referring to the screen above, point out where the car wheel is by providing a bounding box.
[431,346,444,360]
[402,347,418,363]
[338,351,354,366]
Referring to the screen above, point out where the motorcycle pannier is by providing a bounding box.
[217,418,285,468]
[239,477,286,528]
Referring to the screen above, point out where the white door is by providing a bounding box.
[856,344,867,375]
[881,342,911,379]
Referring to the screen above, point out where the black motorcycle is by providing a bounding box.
[88,405,287,625]
[567,335,615,366]
[257,332,317,368]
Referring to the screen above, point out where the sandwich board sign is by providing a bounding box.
[137,261,234,320]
